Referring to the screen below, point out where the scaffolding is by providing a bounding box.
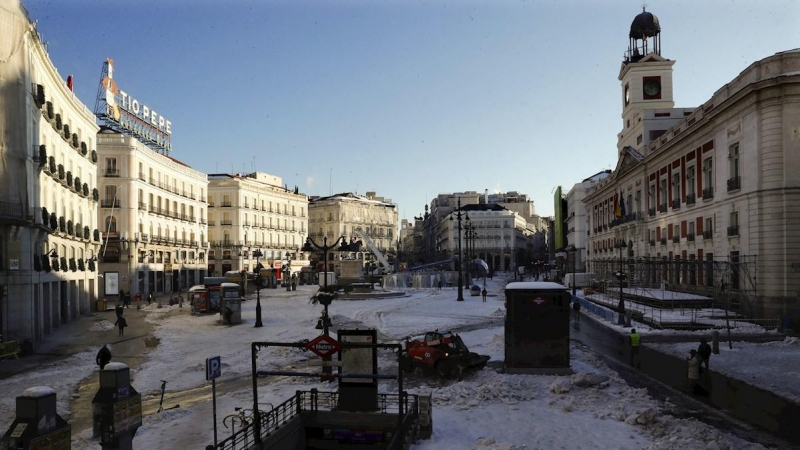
[588,254,761,325]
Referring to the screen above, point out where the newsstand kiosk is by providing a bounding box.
[92,362,142,450]
[504,281,572,374]
[1,386,70,449]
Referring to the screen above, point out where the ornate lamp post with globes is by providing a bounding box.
[253,249,264,327]
[449,197,467,301]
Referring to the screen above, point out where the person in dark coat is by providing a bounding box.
[481,288,488,302]
[697,337,712,370]
[147,293,153,305]
[96,344,112,369]
[114,316,127,336]
[572,299,581,322]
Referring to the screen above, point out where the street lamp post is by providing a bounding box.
[253,249,264,327]
[449,197,467,301]
[566,244,577,297]
[614,239,628,325]
[302,235,346,336]
[284,251,292,291]
[302,235,346,379]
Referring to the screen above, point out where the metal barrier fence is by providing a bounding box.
[214,390,418,450]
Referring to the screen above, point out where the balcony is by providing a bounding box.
[648,208,656,217]
[672,199,680,210]
[673,236,680,243]
[220,220,233,226]
[703,230,713,240]
[702,187,714,200]
[221,202,232,207]
[687,233,695,242]
[660,238,667,245]
[138,202,147,211]
[139,172,147,181]
[727,225,739,237]
[649,240,655,247]
[727,176,741,192]
[104,168,120,177]
[100,199,120,208]
[659,203,667,213]
[686,193,696,205]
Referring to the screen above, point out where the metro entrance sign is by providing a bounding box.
[306,335,342,358]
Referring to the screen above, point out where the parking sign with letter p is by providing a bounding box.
[206,356,221,380]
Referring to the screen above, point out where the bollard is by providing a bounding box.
[1,387,71,449]
[92,362,142,450]
[712,330,720,354]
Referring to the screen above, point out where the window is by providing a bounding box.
[702,157,714,198]
[729,143,740,178]
[728,143,741,191]
[686,165,696,196]
[728,211,739,236]
[105,157,118,176]
[659,179,667,210]
[705,217,713,238]
[672,172,680,207]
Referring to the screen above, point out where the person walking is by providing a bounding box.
[123,291,131,308]
[697,337,712,371]
[687,349,702,395]
[96,344,112,369]
[629,329,641,368]
[572,299,581,322]
[481,288,488,302]
[147,292,153,305]
[437,279,442,290]
[114,315,128,336]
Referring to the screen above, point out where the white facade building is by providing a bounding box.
[0,3,101,347]
[207,173,308,278]
[585,9,800,321]
[307,192,398,271]
[96,133,209,296]
[565,170,610,272]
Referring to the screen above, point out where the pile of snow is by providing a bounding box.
[89,320,115,333]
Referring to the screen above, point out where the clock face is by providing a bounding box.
[644,80,661,97]
[624,85,630,104]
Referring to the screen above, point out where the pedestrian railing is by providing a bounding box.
[214,390,419,450]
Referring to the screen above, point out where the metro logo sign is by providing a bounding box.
[306,335,342,358]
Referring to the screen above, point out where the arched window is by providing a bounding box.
[105,216,117,232]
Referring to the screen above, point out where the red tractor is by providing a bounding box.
[400,331,490,379]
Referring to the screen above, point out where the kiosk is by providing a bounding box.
[220,282,242,324]
[1,387,70,450]
[188,285,210,313]
[504,281,571,374]
[92,362,142,449]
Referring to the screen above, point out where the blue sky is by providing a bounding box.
[23,0,800,220]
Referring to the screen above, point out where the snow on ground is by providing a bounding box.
[650,337,800,403]
[1,273,796,449]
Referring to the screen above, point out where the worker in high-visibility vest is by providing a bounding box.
[629,329,641,368]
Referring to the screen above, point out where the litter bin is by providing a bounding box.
[96,299,106,312]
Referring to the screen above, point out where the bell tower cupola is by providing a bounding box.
[618,7,675,150]
[626,8,661,63]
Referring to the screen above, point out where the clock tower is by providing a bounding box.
[619,8,675,142]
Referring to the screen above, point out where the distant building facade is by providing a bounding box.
[563,170,611,272]
[207,173,308,277]
[308,192,398,270]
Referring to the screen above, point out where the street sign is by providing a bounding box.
[206,356,221,380]
[308,360,343,367]
[306,335,342,358]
